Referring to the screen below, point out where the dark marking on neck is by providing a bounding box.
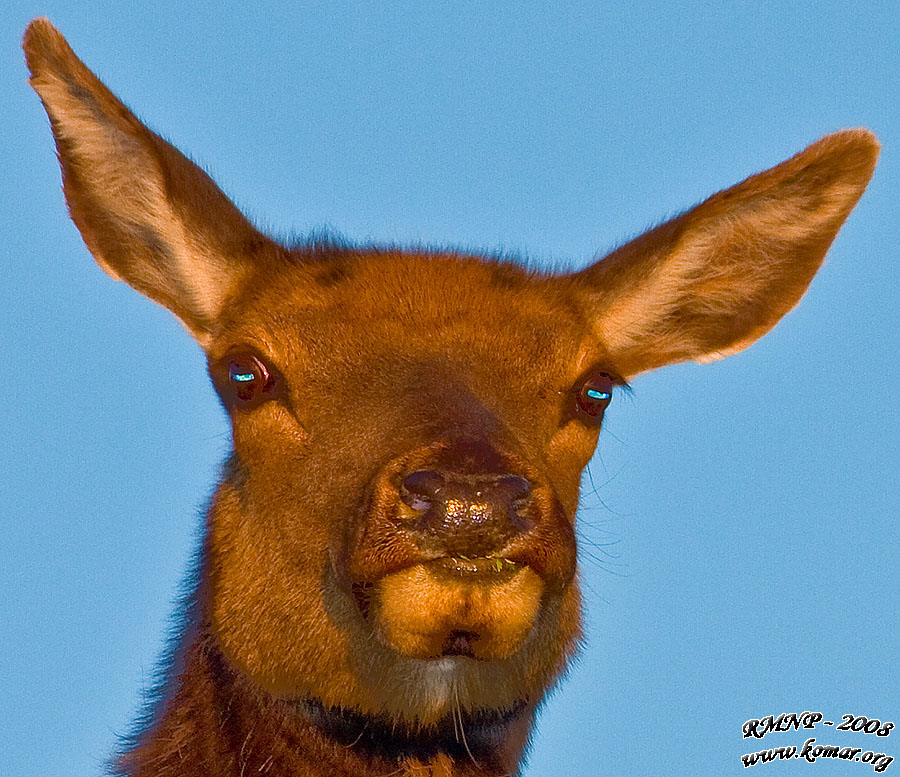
[292,697,527,768]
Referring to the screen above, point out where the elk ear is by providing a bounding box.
[23,18,274,345]
[571,130,879,378]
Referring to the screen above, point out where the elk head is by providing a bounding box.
[24,16,877,775]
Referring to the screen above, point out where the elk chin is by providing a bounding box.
[369,559,545,661]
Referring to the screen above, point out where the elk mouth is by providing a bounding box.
[356,555,545,662]
[431,555,523,578]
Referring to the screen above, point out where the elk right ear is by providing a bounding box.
[23,18,274,345]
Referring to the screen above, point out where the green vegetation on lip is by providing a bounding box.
[447,556,519,572]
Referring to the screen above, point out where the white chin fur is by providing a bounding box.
[368,652,528,725]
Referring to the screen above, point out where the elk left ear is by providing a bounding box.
[570,130,879,379]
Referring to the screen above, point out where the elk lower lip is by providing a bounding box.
[370,560,545,661]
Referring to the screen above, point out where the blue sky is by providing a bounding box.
[3,2,898,776]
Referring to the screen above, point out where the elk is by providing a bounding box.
[24,17,877,777]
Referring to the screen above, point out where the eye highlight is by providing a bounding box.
[575,372,614,424]
[224,354,276,406]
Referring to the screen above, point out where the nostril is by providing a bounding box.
[399,469,444,511]
[496,475,535,528]
[401,492,431,512]
[497,475,532,502]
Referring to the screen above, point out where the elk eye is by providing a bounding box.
[227,355,273,405]
[576,372,614,422]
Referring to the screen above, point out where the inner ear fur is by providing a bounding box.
[571,130,879,379]
[23,18,276,345]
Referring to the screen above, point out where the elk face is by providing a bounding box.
[204,255,602,724]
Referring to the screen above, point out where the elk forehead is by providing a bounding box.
[214,253,598,403]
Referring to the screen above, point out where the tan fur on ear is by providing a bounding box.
[572,130,879,378]
[23,18,273,344]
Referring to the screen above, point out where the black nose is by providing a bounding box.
[397,469,535,557]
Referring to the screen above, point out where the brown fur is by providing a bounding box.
[24,17,878,777]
